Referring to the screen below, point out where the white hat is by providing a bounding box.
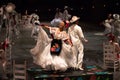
[113,14,119,20]
[70,16,80,23]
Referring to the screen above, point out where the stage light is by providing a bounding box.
[103,4,106,7]
[92,5,95,9]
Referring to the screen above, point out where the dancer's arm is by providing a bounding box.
[115,43,120,51]
[41,24,50,30]
[67,39,73,46]
[63,32,73,46]
[76,26,88,43]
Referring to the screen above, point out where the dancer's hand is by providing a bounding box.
[85,39,88,43]
[41,24,50,29]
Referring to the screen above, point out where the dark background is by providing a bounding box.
[0,0,120,22]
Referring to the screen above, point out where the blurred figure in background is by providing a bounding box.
[62,6,71,22]
[0,5,3,31]
[62,6,71,31]
[50,8,63,27]
[112,14,120,44]
[102,13,114,40]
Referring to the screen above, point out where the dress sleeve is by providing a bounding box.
[62,31,69,40]
[54,31,69,40]
[50,27,57,34]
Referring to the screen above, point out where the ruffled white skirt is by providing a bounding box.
[30,26,75,71]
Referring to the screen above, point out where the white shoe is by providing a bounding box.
[78,67,84,70]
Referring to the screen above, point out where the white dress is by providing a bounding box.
[30,26,75,71]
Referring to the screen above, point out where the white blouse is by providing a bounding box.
[50,27,69,40]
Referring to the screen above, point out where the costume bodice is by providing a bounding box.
[50,27,69,40]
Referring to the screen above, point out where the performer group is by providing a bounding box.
[0,3,120,73]
[30,6,88,71]
[29,6,120,71]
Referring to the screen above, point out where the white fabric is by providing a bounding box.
[103,19,113,34]
[30,27,75,71]
[31,25,40,40]
[49,27,69,40]
[68,24,85,69]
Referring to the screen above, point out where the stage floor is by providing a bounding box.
[27,65,113,80]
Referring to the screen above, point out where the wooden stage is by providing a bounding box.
[27,65,113,80]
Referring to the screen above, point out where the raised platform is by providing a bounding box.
[27,65,113,80]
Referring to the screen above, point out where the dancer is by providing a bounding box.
[30,21,75,71]
[62,6,71,31]
[62,6,71,22]
[112,14,120,44]
[54,8,63,19]
[0,5,3,31]
[31,20,40,41]
[107,34,120,60]
[68,16,88,70]
[29,13,40,40]
[5,3,20,40]
[102,13,114,38]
